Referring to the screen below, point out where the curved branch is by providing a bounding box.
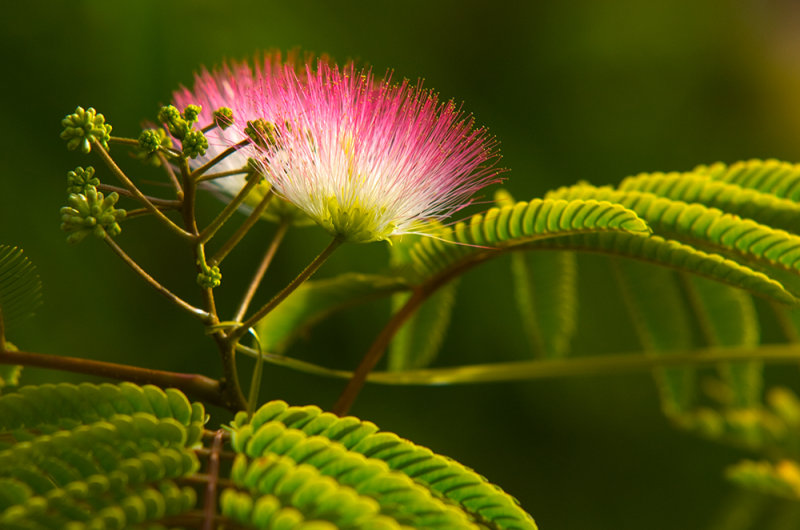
[0,348,227,408]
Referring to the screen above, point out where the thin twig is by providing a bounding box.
[0,348,226,407]
[228,237,343,343]
[159,152,184,199]
[197,175,261,244]
[208,189,274,266]
[202,430,225,530]
[190,139,250,180]
[333,288,428,415]
[93,141,193,240]
[240,342,800,386]
[233,220,290,322]
[104,237,210,321]
[194,448,236,460]
[96,183,181,208]
[108,136,140,147]
[123,206,178,220]
[196,168,249,184]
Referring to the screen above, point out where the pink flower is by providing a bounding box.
[176,53,501,242]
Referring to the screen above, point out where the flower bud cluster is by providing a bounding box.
[60,186,126,244]
[60,106,112,153]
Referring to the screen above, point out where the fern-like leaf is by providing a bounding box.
[0,245,42,330]
[547,185,800,279]
[692,159,800,201]
[0,383,204,529]
[619,172,800,234]
[610,259,696,414]
[230,401,538,530]
[496,190,578,358]
[406,198,650,282]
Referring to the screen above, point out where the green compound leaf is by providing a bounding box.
[404,197,651,282]
[496,190,577,359]
[0,382,205,448]
[0,383,203,529]
[0,245,42,330]
[545,185,800,302]
[256,273,409,354]
[681,274,762,409]
[229,401,538,530]
[610,259,695,415]
[546,184,800,279]
[388,229,458,371]
[726,459,800,500]
[618,172,800,234]
[692,159,800,201]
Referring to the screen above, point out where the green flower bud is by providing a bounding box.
[66,166,100,195]
[60,106,112,153]
[138,129,162,154]
[136,128,173,166]
[197,265,221,289]
[60,186,126,244]
[183,104,202,124]
[244,119,277,149]
[158,105,189,140]
[182,129,208,159]
[213,107,234,130]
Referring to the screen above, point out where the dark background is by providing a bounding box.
[3,1,800,528]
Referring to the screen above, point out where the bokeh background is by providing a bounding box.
[3,1,800,528]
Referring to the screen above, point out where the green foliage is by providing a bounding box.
[0,245,42,330]
[404,198,650,282]
[0,383,204,529]
[60,107,112,154]
[0,384,537,529]
[496,190,578,359]
[611,259,696,415]
[692,159,800,200]
[229,400,537,529]
[59,187,126,244]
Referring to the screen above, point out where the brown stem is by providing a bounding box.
[159,152,184,199]
[228,237,343,343]
[202,430,225,530]
[104,238,210,321]
[332,288,429,415]
[196,168,249,184]
[233,220,290,322]
[108,136,140,147]
[93,141,193,240]
[197,175,261,244]
[208,189,274,266]
[123,206,177,220]
[190,139,250,180]
[96,183,181,208]
[209,333,247,411]
[0,348,227,408]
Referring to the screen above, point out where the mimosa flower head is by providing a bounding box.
[177,53,502,242]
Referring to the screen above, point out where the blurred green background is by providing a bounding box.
[3,1,800,528]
